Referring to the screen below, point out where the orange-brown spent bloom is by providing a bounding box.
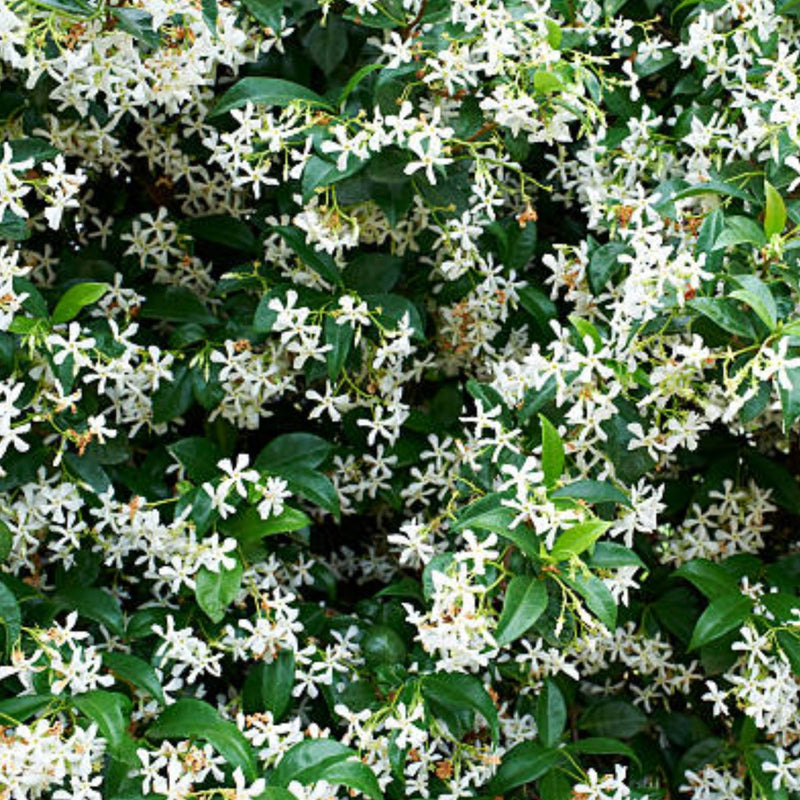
[435,761,454,780]
[517,204,538,227]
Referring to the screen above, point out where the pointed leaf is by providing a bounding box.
[495,575,548,646]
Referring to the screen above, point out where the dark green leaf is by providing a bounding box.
[73,691,134,761]
[112,8,160,47]
[689,593,752,650]
[0,582,21,657]
[422,672,499,745]
[495,575,548,646]
[551,479,630,507]
[56,587,124,635]
[282,467,340,520]
[168,438,221,483]
[148,698,258,780]
[103,652,165,705]
[487,742,563,794]
[579,700,646,738]
[270,739,353,787]
[325,315,353,380]
[536,680,567,748]
[675,559,739,599]
[211,77,331,118]
[256,433,332,471]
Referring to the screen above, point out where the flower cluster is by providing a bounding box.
[2,1,800,800]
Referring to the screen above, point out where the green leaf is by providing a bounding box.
[0,694,53,724]
[486,742,563,794]
[338,62,384,106]
[690,297,756,339]
[223,505,311,543]
[56,587,124,635]
[168,437,221,483]
[713,215,767,250]
[270,739,354,787]
[141,286,217,326]
[151,366,194,425]
[319,758,382,800]
[147,698,258,780]
[533,70,563,93]
[211,77,331,118]
[241,0,283,28]
[0,582,21,657]
[325,314,353,380]
[568,737,641,766]
[103,652,165,705]
[343,254,402,294]
[729,274,777,330]
[562,570,617,629]
[9,138,59,165]
[550,479,630,507]
[550,519,611,561]
[270,225,343,287]
[518,284,557,329]
[675,559,739,599]
[495,575,548,646]
[282,467,340,520]
[180,215,256,253]
[764,180,787,238]
[689,592,752,651]
[256,433,332,472]
[0,520,12,563]
[452,493,538,559]
[73,691,134,761]
[776,630,800,675]
[195,558,244,623]
[247,649,295,720]
[588,241,626,292]
[52,282,109,324]
[306,16,348,75]
[536,680,567,748]
[422,672,499,745]
[539,414,564,487]
[579,700,646,738]
[112,8,160,47]
[202,0,218,32]
[585,542,645,569]
[302,154,366,200]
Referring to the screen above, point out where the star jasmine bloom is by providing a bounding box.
[403,136,453,184]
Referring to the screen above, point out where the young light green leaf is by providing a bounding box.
[52,282,109,324]
[764,180,787,238]
[550,519,611,561]
[539,414,564,486]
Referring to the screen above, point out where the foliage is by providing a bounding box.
[1,0,800,799]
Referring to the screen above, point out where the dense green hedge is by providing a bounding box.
[1,0,800,798]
